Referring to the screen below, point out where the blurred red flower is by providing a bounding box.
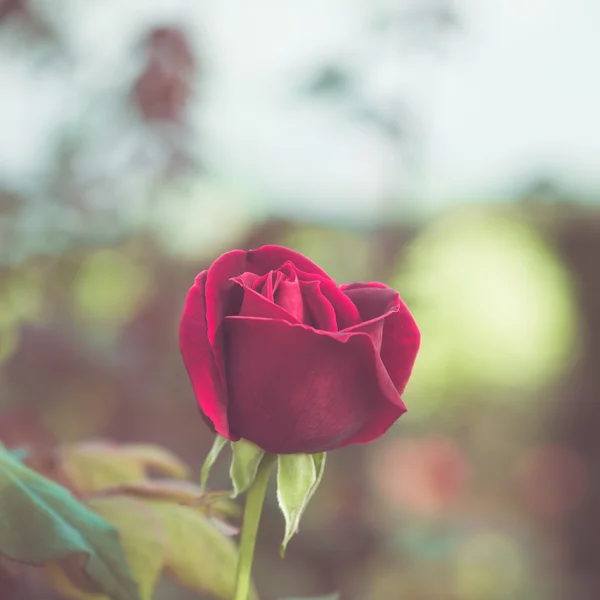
[372,436,469,515]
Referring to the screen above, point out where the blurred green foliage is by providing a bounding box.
[390,208,578,419]
[1,0,597,597]
[0,443,139,600]
[0,438,249,600]
[1,202,594,600]
[72,250,151,332]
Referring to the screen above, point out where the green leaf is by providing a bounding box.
[277,453,326,557]
[91,480,240,529]
[88,497,165,600]
[0,445,140,600]
[229,439,265,498]
[7,447,28,462]
[148,500,257,600]
[46,496,165,600]
[121,443,189,479]
[200,435,228,491]
[59,440,189,495]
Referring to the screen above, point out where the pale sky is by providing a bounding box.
[1,0,599,223]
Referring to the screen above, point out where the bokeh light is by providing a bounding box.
[371,436,469,517]
[392,208,579,419]
[280,227,373,283]
[71,249,150,334]
[453,531,527,600]
[149,179,254,259]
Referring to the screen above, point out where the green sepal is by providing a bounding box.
[277,452,326,557]
[229,439,265,498]
[200,435,228,492]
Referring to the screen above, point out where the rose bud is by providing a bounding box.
[180,245,420,455]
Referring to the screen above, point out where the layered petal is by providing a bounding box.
[294,266,360,330]
[340,282,394,319]
[205,249,248,390]
[235,282,299,323]
[342,283,421,394]
[340,283,399,351]
[342,317,384,352]
[245,246,333,280]
[274,278,306,322]
[245,251,361,328]
[179,271,237,439]
[299,280,337,331]
[236,271,259,288]
[252,270,283,301]
[204,247,343,383]
[223,316,405,454]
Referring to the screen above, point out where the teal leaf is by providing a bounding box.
[7,447,29,462]
[0,444,140,600]
[277,453,326,556]
[200,435,228,492]
[229,439,265,498]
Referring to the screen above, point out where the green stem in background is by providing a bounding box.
[233,452,276,600]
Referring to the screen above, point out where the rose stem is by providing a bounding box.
[232,452,277,600]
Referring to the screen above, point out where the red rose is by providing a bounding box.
[179,245,420,455]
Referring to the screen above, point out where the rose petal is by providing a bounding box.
[205,247,358,350]
[179,272,237,439]
[253,270,284,301]
[245,246,333,280]
[223,316,405,454]
[247,249,360,327]
[205,250,248,389]
[342,283,421,394]
[236,271,259,288]
[274,279,306,322]
[294,267,360,329]
[341,392,407,446]
[340,282,393,319]
[299,280,337,331]
[340,284,398,350]
[205,248,328,391]
[342,318,384,352]
[277,261,298,279]
[233,278,299,323]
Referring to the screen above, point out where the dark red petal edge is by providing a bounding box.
[205,249,248,391]
[246,245,334,280]
[342,283,421,395]
[179,271,238,440]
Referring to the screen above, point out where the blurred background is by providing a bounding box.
[1,1,599,599]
